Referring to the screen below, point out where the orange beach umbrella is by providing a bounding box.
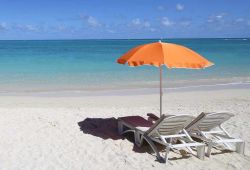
[117,41,214,115]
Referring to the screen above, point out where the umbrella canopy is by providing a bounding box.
[116,41,214,115]
[117,41,213,68]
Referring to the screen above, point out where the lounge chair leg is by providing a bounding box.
[196,145,205,160]
[118,121,123,135]
[165,147,170,164]
[134,131,141,147]
[179,139,195,155]
[236,142,245,155]
[215,135,233,150]
[206,143,213,157]
[143,136,163,162]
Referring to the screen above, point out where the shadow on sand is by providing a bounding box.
[78,117,121,140]
[77,116,160,154]
[77,116,190,162]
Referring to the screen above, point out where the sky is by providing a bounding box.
[0,0,250,39]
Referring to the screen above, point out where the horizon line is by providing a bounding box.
[0,37,249,41]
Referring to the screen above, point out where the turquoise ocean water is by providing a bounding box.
[0,39,250,93]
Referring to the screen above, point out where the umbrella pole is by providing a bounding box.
[159,66,163,116]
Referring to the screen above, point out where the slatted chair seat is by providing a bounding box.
[118,115,205,163]
[185,112,245,157]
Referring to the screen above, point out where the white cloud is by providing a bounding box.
[232,18,250,26]
[14,24,40,32]
[130,18,152,28]
[56,25,67,32]
[25,25,39,31]
[157,5,164,11]
[143,21,151,28]
[207,19,213,23]
[205,13,250,32]
[216,15,223,19]
[103,24,116,33]
[87,16,101,27]
[161,17,174,27]
[128,18,155,32]
[106,29,115,33]
[150,28,156,32]
[131,18,141,26]
[176,4,184,11]
[55,25,76,33]
[235,18,244,23]
[180,21,191,27]
[206,13,228,31]
[0,22,8,31]
[207,13,227,23]
[80,14,101,27]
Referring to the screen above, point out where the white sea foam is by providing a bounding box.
[1,80,249,97]
[224,38,248,41]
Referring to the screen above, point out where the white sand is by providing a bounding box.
[0,88,250,169]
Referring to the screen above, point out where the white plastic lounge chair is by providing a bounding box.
[118,115,205,163]
[185,112,245,157]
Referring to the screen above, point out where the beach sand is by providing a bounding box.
[0,88,250,169]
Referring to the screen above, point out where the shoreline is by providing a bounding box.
[0,81,249,97]
[0,87,249,109]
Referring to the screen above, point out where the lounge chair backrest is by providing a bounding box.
[186,112,234,132]
[145,115,195,137]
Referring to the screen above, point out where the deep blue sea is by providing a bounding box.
[0,39,250,93]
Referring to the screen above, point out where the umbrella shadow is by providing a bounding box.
[77,116,161,154]
[77,116,187,162]
[78,117,122,140]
